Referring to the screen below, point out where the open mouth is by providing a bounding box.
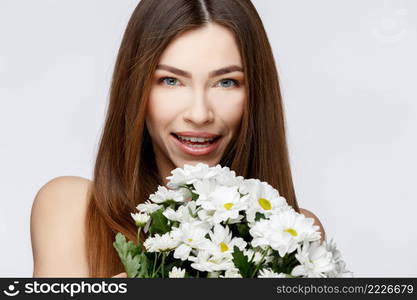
[171,133,221,147]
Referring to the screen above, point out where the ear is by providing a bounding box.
[299,208,326,242]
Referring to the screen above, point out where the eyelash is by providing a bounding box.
[157,77,241,89]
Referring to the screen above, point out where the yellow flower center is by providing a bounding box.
[223,203,234,210]
[284,228,298,236]
[258,198,272,210]
[187,238,193,243]
[220,242,229,252]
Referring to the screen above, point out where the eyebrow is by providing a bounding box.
[156,64,244,78]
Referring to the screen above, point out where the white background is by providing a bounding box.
[0,0,416,277]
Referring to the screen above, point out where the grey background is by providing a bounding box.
[0,0,416,277]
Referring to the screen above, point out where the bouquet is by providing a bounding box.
[113,163,352,278]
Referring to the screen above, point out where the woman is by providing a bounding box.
[30,0,325,278]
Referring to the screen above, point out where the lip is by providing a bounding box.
[173,131,221,139]
[171,133,222,156]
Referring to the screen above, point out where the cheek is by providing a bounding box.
[147,89,183,129]
[214,91,245,129]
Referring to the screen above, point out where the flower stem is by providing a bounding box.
[153,252,167,277]
[152,253,159,277]
[251,248,269,278]
[161,253,166,277]
[136,228,141,245]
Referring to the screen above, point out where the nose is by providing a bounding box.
[183,90,214,125]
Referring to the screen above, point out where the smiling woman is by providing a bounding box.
[30,0,325,278]
[146,23,245,183]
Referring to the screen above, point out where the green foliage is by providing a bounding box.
[268,250,299,275]
[113,232,151,278]
[231,246,256,278]
[235,223,250,240]
[191,191,199,201]
[164,200,177,207]
[188,207,198,218]
[148,209,170,235]
[255,212,266,221]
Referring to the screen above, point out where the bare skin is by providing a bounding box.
[31,176,91,277]
[30,24,326,278]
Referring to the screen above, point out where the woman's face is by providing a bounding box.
[146,23,245,184]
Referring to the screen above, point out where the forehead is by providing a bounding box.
[157,23,242,72]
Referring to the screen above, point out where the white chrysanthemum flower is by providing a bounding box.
[170,222,211,261]
[241,179,290,223]
[149,186,190,204]
[330,260,353,278]
[250,210,321,257]
[128,162,349,279]
[130,212,150,228]
[188,225,246,273]
[136,200,161,214]
[143,232,179,252]
[243,248,273,265]
[248,219,271,249]
[212,165,243,187]
[166,163,222,189]
[197,185,248,224]
[196,208,215,225]
[189,250,235,272]
[168,267,186,278]
[291,241,335,278]
[324,238,353,277]
[192,178,218,202]
[163,201,198,223]
[258,268,290,278]
[205,224,247,256]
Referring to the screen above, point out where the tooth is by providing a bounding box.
[178,135,214,142]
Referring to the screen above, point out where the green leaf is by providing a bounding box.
[113,233,141,259]
[124,253,141,278]
[135,253,151,278]
[235,223,250,239]
[114,232,140,255]
[164,199,177,207]
[255,212,266,221]
[148,209,170,235]
[191,192,199,201]
[113,232,143,277]
[231,246,256,278]
[269,250,299,275]
[188,207,201,219]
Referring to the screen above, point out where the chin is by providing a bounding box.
[173,157,221,168]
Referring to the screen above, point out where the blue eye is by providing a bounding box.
[158,77,240,88]
[217,79,239,88]
[159,77,179,86]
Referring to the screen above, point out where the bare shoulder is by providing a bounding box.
[299,208,326,242]
[30,176,93,277]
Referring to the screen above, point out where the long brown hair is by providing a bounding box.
[85,0,300,277]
